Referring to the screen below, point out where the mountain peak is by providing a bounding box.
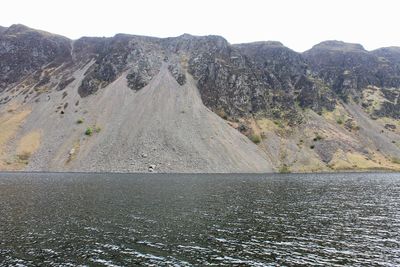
[244,41,284,47]
[3,24,70,41]
[177,33,195,38]
[308,40,365,52]
[372,46,400,63]
[373,46,400,54]
[234,41,286,49]
[5,24,32,34]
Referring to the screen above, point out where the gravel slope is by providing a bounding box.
[21,64,273,172]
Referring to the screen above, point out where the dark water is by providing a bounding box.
[1,172,400,266]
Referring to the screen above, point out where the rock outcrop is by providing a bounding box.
[0,24,71,92]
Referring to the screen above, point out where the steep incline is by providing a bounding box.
[0,25,273,172]
[0,24,399,172]
[20,64,272,172]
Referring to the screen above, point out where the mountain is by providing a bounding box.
[0,24,399,172]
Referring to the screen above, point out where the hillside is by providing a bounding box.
[0,24,399,172]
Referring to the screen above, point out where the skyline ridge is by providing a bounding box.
[2,23,400,53]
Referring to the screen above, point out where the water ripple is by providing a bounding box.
[1,172,400,266]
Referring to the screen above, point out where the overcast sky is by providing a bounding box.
[1,0,399,52]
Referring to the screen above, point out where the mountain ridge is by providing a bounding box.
[4,24,400,52]
[0,24,399,172]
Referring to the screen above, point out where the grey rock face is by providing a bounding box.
[76,35,163,96]
[0,24,71,91]
[2,25,400,121]
[168,64,186,85]
[235,41,336,118]
[302,41,400,118]
[304,41,400,94]
[1,25,400,173]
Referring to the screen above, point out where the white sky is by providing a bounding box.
[1,0,399,52]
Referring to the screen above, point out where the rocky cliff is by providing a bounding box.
[0,24,399,172]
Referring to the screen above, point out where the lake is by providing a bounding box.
[1,172,399,266]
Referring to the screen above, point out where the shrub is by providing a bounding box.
[85,127,93,136]
[279,164,291,173]
[313,134,323,142]
[310,145,315,149]
[274,120,284,128]
[216,110,228,120]
[336,118,343,124]
[77,118,84,124]
[17,152,31,161]
[249,134,261,144]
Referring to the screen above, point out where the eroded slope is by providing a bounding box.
[0,24,399,172]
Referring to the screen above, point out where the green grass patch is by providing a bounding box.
[249,134,262,144]
[273,120,285,128]
[279,164,291,173]
[85,127,93,136]
[392,157,400,164]
[85,124,101,136]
